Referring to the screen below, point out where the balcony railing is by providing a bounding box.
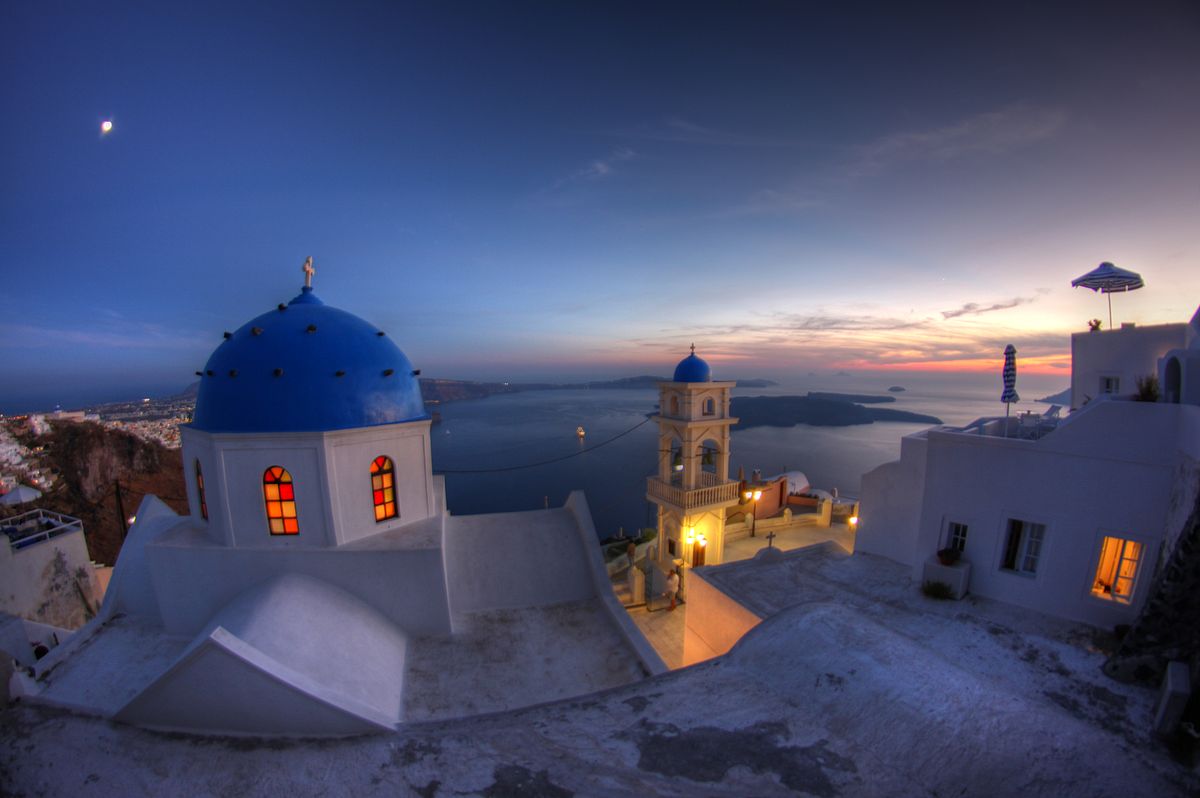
[2,508,84,552]
[647,476,740,510]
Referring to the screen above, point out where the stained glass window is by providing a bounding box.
[370,456,398,522]
[263,466,299,535]
[196,460,208,521]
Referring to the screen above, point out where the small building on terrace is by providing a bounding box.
[857,304,1200,628]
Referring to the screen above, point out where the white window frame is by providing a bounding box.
[1088,532,1148,606]
[999,517,1047,576]
[1099,375,1121,395]
[945,520,969,553]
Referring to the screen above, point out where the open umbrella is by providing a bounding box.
[1071,262,1145,330]
[0,485,42,506]
[1001,345,1019,431]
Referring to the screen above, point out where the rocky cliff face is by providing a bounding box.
[12,422,186,566]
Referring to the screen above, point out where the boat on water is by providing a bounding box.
[576,426,586,438]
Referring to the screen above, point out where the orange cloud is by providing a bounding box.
[834,353,1071,374]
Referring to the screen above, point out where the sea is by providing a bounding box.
[431,374,1066,540]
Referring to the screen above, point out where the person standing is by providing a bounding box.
[665,569,680,611]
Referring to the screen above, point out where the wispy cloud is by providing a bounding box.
[615,116,800,147]
[717,187,826,218]
[616,303,1073,375]
[722,104,1066,218]
[553,147,635,188]
[851,104,1067,177]
[0,321,206,351]
[941,296,1035,319]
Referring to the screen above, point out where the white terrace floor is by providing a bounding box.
[6,541,1194,797]
[624,520,855,668]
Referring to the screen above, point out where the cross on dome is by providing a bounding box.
[302,256,315,288]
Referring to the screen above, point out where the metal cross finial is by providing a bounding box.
[765,529,777,549]
[690,342,695,355]
[302,256,315,288]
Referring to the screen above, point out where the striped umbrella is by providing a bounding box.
[1071,262,1145,329]
[1001,345,1019,425]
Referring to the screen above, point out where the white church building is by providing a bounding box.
[858,305,1200,628]
[7,275,660,736]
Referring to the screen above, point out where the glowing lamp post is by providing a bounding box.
[744,489,762,537]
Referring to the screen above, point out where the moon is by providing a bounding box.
[100,120,113,134]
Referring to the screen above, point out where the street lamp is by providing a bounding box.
[743,489,762,537]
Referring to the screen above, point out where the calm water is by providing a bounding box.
[431,377,1063,540]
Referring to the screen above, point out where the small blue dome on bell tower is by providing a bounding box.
[673,344,712,383]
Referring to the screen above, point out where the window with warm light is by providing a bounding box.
[1000,518,1044,575]
[263,466,298,535]
[370,455,398,522]
[195,460,207,521]
[1092,536,1141,603]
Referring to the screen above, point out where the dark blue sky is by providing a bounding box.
[2,1,1198,412]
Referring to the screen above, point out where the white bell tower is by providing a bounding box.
[646,346,740,567]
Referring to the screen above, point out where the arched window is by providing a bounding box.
[263,466,298,535]
[370,456,398,522]
[195,460,208,521]
[669,396,680,416]
[702,397,715,416]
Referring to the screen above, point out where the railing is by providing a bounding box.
[647,477,740,510]
[2,508,84,552]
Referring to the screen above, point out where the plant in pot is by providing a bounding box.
[936,547,961,566]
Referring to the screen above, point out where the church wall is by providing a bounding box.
[180,429,226,545]
[144,543,452,637]
[219,443,329,547]
[325,422,434,546]
[442,507,595,614]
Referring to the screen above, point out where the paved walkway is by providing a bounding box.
[620,521,856,670]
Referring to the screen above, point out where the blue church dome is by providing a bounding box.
[673,347,712,383]
[191,287,427,433]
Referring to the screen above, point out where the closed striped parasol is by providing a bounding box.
[1002,345,1019,426]
[1071,262,1144,329]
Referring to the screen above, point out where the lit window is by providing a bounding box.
[263,466,298,535]
[1092,536,1142,603]
[196,460,207,521]
[370,455,398,522]
[1001,519,1045,574]
[947,521,968,552]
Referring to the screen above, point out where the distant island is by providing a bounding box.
[808,392,895,405]
[888,386,906,393]
[1037,387,1071,405]
[731,394,941,429]
[420,376,779,404]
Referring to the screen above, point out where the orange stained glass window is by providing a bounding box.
[263,466,299,535]
[196,460,208,521]
[370,455,398,522]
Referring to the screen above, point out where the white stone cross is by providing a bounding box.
[302,256,315,288]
